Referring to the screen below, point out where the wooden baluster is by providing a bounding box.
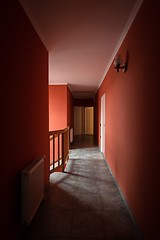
[62,132,64,172]
[49,126,69,173]
[58,133,60,166]
[52,134,55,170]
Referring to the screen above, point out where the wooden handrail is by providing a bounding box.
[49,126,69,173]
[49,126,69,136]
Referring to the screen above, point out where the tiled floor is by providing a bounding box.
[23,135,143,240]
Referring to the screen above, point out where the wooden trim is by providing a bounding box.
[49,126,69,136]
[49,126,69,174]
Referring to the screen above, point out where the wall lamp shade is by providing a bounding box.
[114,55,127,73]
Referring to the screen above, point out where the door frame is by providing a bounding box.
[100,94,105,154]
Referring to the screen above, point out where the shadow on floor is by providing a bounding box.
[22,135,144,240]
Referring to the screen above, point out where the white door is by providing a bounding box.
[101,94,105,154]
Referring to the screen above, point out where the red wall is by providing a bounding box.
[49,85,74,168]
[49,85,74,130]
[67,87,74,128]
[49,85,67,131]
[1,1,49,239]
[96,0,160,239]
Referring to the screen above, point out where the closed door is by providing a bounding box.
[74,106,94,136]
[85,107,94,135]
[74,107,84,135]
[101,94,105,154]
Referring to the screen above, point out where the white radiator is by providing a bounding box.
[70,128,73,143]
[21,156,45,225]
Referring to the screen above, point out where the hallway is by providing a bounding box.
[24,135,143,240]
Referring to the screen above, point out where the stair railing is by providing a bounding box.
[49,126,69,173]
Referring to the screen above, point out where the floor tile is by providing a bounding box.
[102,209,142,240]
[23,135,143,240]
[100,193,126,210]
[70,210,105,238]
[38,210,72,238]
[73,192,103,210]
[75,180,98,194]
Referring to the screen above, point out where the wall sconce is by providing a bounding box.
[114,55,127,73]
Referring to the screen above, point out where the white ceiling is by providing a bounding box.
[19,0,143,99]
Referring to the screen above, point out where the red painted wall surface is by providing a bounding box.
[67,87,74,128]
[1,1,49,239]
[49,85,74,167]
[49,85,74,130]
[96,0,160,239]
[49,85,67,130]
